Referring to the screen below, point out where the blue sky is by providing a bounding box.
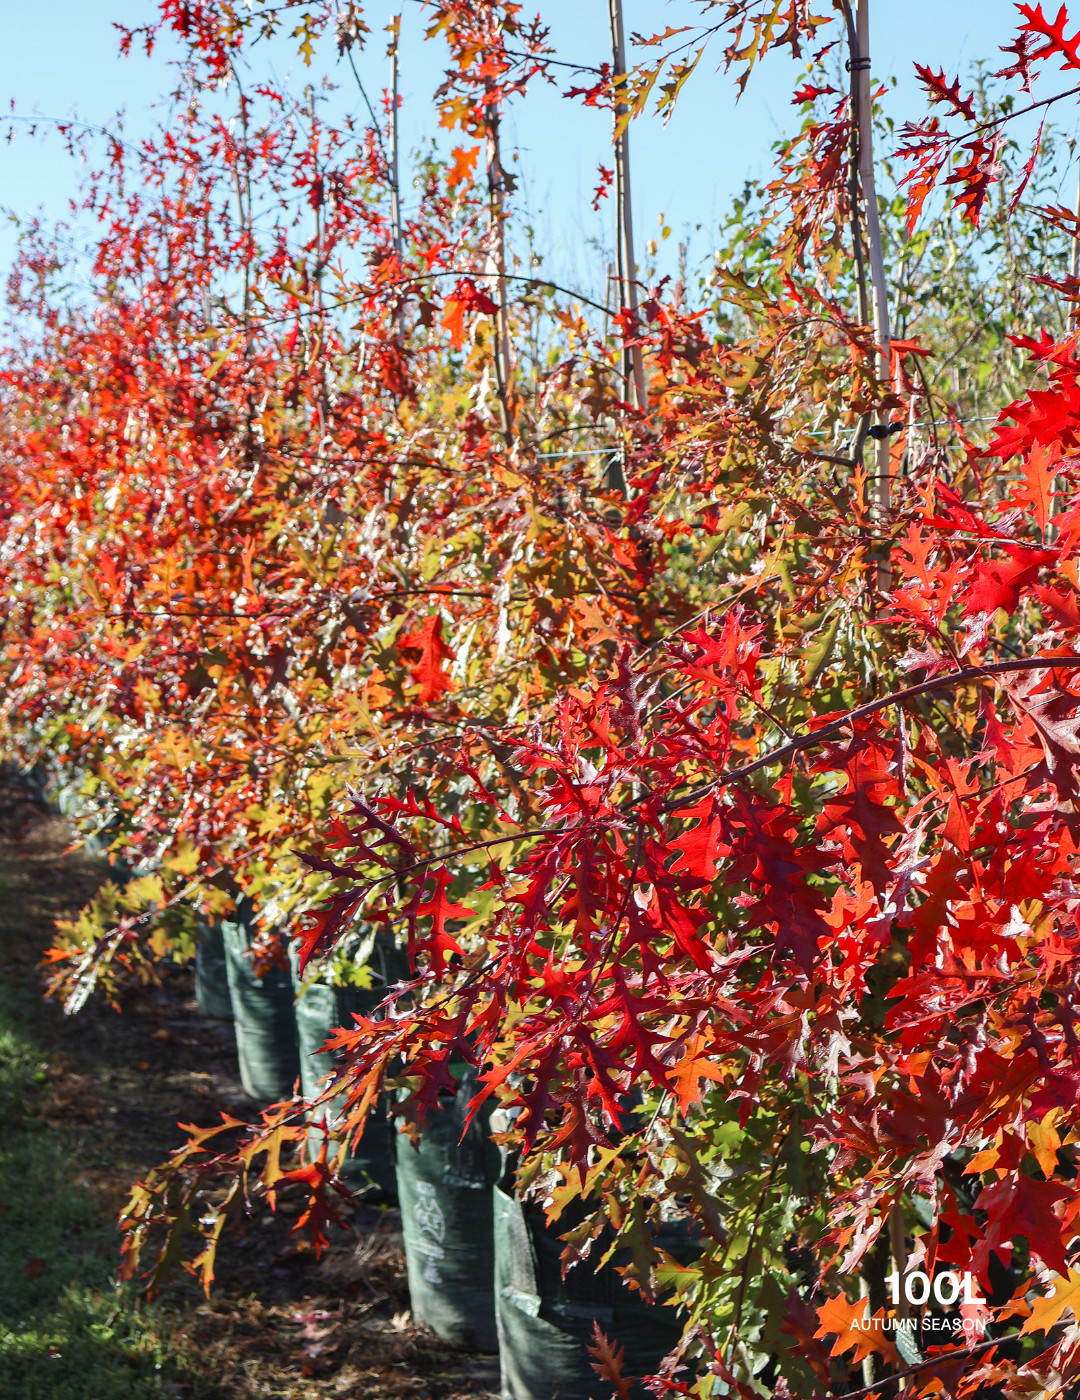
[1,0,1070,295]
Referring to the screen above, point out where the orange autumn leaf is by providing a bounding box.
[1027,1111,1063,1178]
[1020,439,1059,535]
[815,1292,900,1365]
[670,1031,726,1112]
[447,144,479,190]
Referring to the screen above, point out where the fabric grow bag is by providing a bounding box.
[222,908,299,1102]
[494,1189,690,1400]
[291,931,408,1198]
[195,922,234,1021]
[396,1067,500,1352]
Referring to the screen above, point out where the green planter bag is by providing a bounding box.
[222,905,299,1102]
[396,1066,500,1353]
[290,928,409,1199]
[494,1189,691,1400]
[195,922,234,1021]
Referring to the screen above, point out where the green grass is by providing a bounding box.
[0,962,208,1397]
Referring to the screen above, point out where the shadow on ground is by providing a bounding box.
[0,770,500,1400]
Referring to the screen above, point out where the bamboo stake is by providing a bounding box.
[608,0,647,412]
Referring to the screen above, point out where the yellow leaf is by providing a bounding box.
[165,840,200,876]
[1021,1269,1080,1335]
[204,335,239,377]
[125,874,164,907]
[82,573,104,609]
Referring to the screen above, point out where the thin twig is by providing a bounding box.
[837,1334,1005,1400]
[664,654,1080,813]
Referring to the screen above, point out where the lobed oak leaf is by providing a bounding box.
[814,1292,900,1365]
[294,890,363,977]
[946,133,1005,229]
[973,1172,1073,1276]
[780,1285,833,1379]
[1020,440,1060,534]
[915,64,977,121]
[587,1321,635,1400]
[1018,2,1080,73]
[398,614,456,705]
[438,278,498,350]
[962,545,1052,619]
[1027,1111,1063,1177]
[670,1031,725,1114]
[1003,676,1080,812]
[413,865,469,974]
[446,144,479,190]
[1021,1269,1080,1335]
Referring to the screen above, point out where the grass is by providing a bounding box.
[0,897,209,1399]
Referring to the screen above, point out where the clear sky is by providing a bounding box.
[1,1,1071,296]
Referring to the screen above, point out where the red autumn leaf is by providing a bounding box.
[591,164,613,211]
[1017,2,1080,72]
[413,865,470,974]
[587,1322,635,1400]
[962,544,1052,618]
[914,63,977,121]
[438,278,499,350]
[1003,675,1080,812]
[1019,439,1058,534]
[973,1172,1073,1276]
[792,82,836,104]
[293,890,363,977]
[670,1030,725,1113]
[947,133,1005,228]
[780,1286,833,1379]
[397,615,456,705]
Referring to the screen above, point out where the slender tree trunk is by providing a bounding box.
[889,1204,910,1324]
[855,0,891,521]
[608,0,647,412]
[484,83,513,441]
[389,17,403,262]
[858,1274,874,1388]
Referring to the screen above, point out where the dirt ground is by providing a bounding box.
[0,772,501,1400]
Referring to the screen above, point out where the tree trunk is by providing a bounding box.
[608,0,647,412]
